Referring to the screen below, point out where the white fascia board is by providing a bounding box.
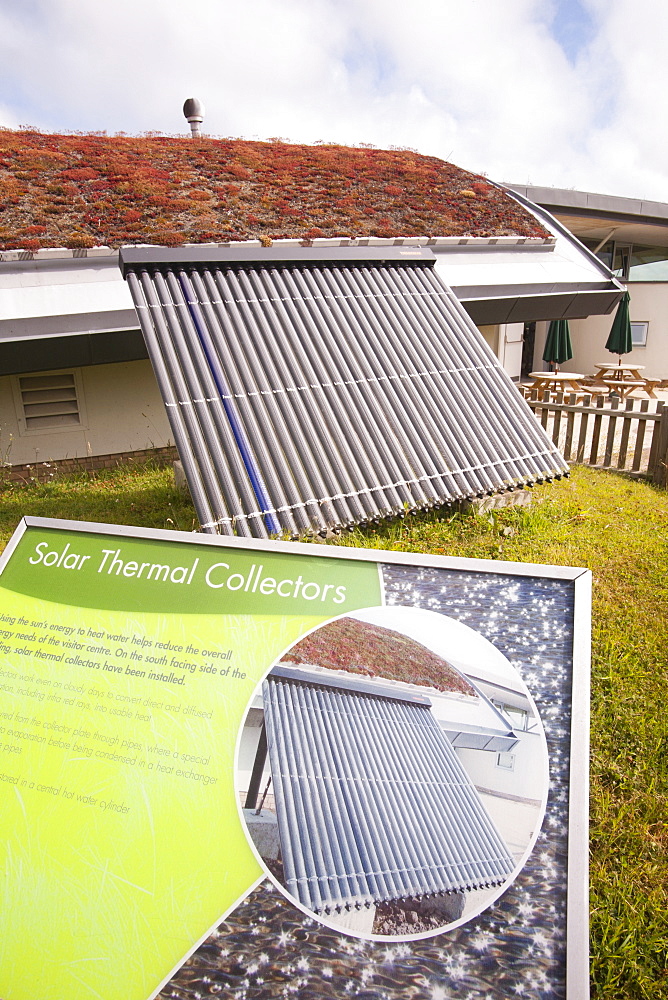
[0,257,134,322]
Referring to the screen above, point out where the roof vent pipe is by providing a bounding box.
[183,97,205,138]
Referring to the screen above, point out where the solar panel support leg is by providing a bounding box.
[245,723,268,810]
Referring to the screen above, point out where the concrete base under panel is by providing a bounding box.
[458,488,533,516]
[415,891,466,922]
[326,904,376,935]
[243,808,280,861]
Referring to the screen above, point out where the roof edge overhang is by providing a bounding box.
[119,243,437,276]
[270,663,433,705]
[506,184,668,228]
[461,288,623,325]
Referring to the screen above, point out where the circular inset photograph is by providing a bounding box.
[236,607,549,940]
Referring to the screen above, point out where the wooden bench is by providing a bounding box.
[600,378,647,399]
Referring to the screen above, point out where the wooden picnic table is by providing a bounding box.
[528,371,586,394]
[588,363,659,399]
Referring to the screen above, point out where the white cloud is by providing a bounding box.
[0,0,667,200]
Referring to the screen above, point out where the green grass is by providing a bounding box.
[1,461,667,998]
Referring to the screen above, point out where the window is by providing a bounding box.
[16,372,82,431]
[496,752,516,771]
[631,322,648,347]
[588,240,668,282]
[492,699,529,731]
[627,246,668,282]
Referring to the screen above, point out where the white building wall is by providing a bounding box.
[477,324,524,379]
[497,323,524,380]
[455,730,545,803]
[1,359,172,467]
[533,283,668,379]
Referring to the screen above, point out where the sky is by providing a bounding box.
[1,0,667,201]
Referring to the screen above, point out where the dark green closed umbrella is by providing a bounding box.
[605,291,633,363]
[542,318,573,371]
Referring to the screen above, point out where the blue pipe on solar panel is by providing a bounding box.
[194,269,302,537]
[240,268,362,529]
[275,268,406,518]
[324,265,470,502]
[177,271,282,535]
[223,268,342,533]
[130,270,234,534]
[207,266,349,536]
[204,267,321,537]
[238,270,359,529]
[305,684,403,904]
[125,252,569,535]
[153,271,262,537]
[260,267,395,522]
[161,270,272,534]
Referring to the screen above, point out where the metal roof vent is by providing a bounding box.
[183,97,205,138]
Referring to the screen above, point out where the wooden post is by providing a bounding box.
[650,402,668,486]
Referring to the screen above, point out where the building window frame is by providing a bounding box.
[496,752,516,771]
[630,321,649,347]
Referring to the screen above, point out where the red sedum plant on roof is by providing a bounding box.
[0,129,547,252]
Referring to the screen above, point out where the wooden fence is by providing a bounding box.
[524,391,668,486]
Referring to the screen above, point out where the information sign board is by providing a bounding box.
[0,517,590,1000]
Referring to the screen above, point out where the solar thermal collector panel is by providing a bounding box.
[262,672,515,914]
[121,246,568,537]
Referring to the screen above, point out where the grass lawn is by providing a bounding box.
[1,462,667,998]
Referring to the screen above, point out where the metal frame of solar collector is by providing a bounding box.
[260,670,515,915]
[120,245,569,538]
